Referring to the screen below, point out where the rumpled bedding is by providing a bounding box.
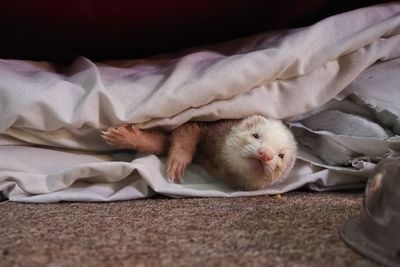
[1,3,400,202]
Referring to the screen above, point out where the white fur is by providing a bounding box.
[221,115,297,190]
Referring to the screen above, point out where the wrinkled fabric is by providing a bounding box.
[0,3,400,202]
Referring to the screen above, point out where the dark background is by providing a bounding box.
[0,0,394,62]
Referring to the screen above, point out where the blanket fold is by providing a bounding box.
[1,3,400,202]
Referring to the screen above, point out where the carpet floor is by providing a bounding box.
[0,191,379,267]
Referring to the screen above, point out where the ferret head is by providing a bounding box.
[222,115,297,190]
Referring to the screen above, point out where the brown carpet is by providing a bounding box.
[0,191,379,267]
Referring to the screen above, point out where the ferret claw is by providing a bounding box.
[102,137,113,145]
[101,128,121,146]
[101,135,114,145]
[167,176,183,184]
[176,177,183,184]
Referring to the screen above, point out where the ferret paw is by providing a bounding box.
[101,124,142,148]
[166,157,190,184]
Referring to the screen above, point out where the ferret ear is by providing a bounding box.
[244,121,256,129]
[243,116,264,129]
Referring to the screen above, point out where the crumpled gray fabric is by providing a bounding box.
[291,58,400,172]
[0,3,400,202]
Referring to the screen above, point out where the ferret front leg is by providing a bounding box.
[167,122,202,183]
[102,125,169,156]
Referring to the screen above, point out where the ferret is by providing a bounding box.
[102,115,297,191]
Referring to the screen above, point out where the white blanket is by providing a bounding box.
[1,3,400,202]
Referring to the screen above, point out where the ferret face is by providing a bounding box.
[222,115,297,190]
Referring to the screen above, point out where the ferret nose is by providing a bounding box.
[257,148,274,163]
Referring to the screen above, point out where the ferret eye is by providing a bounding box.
[252,133,259,139]
[279,153,284,159]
